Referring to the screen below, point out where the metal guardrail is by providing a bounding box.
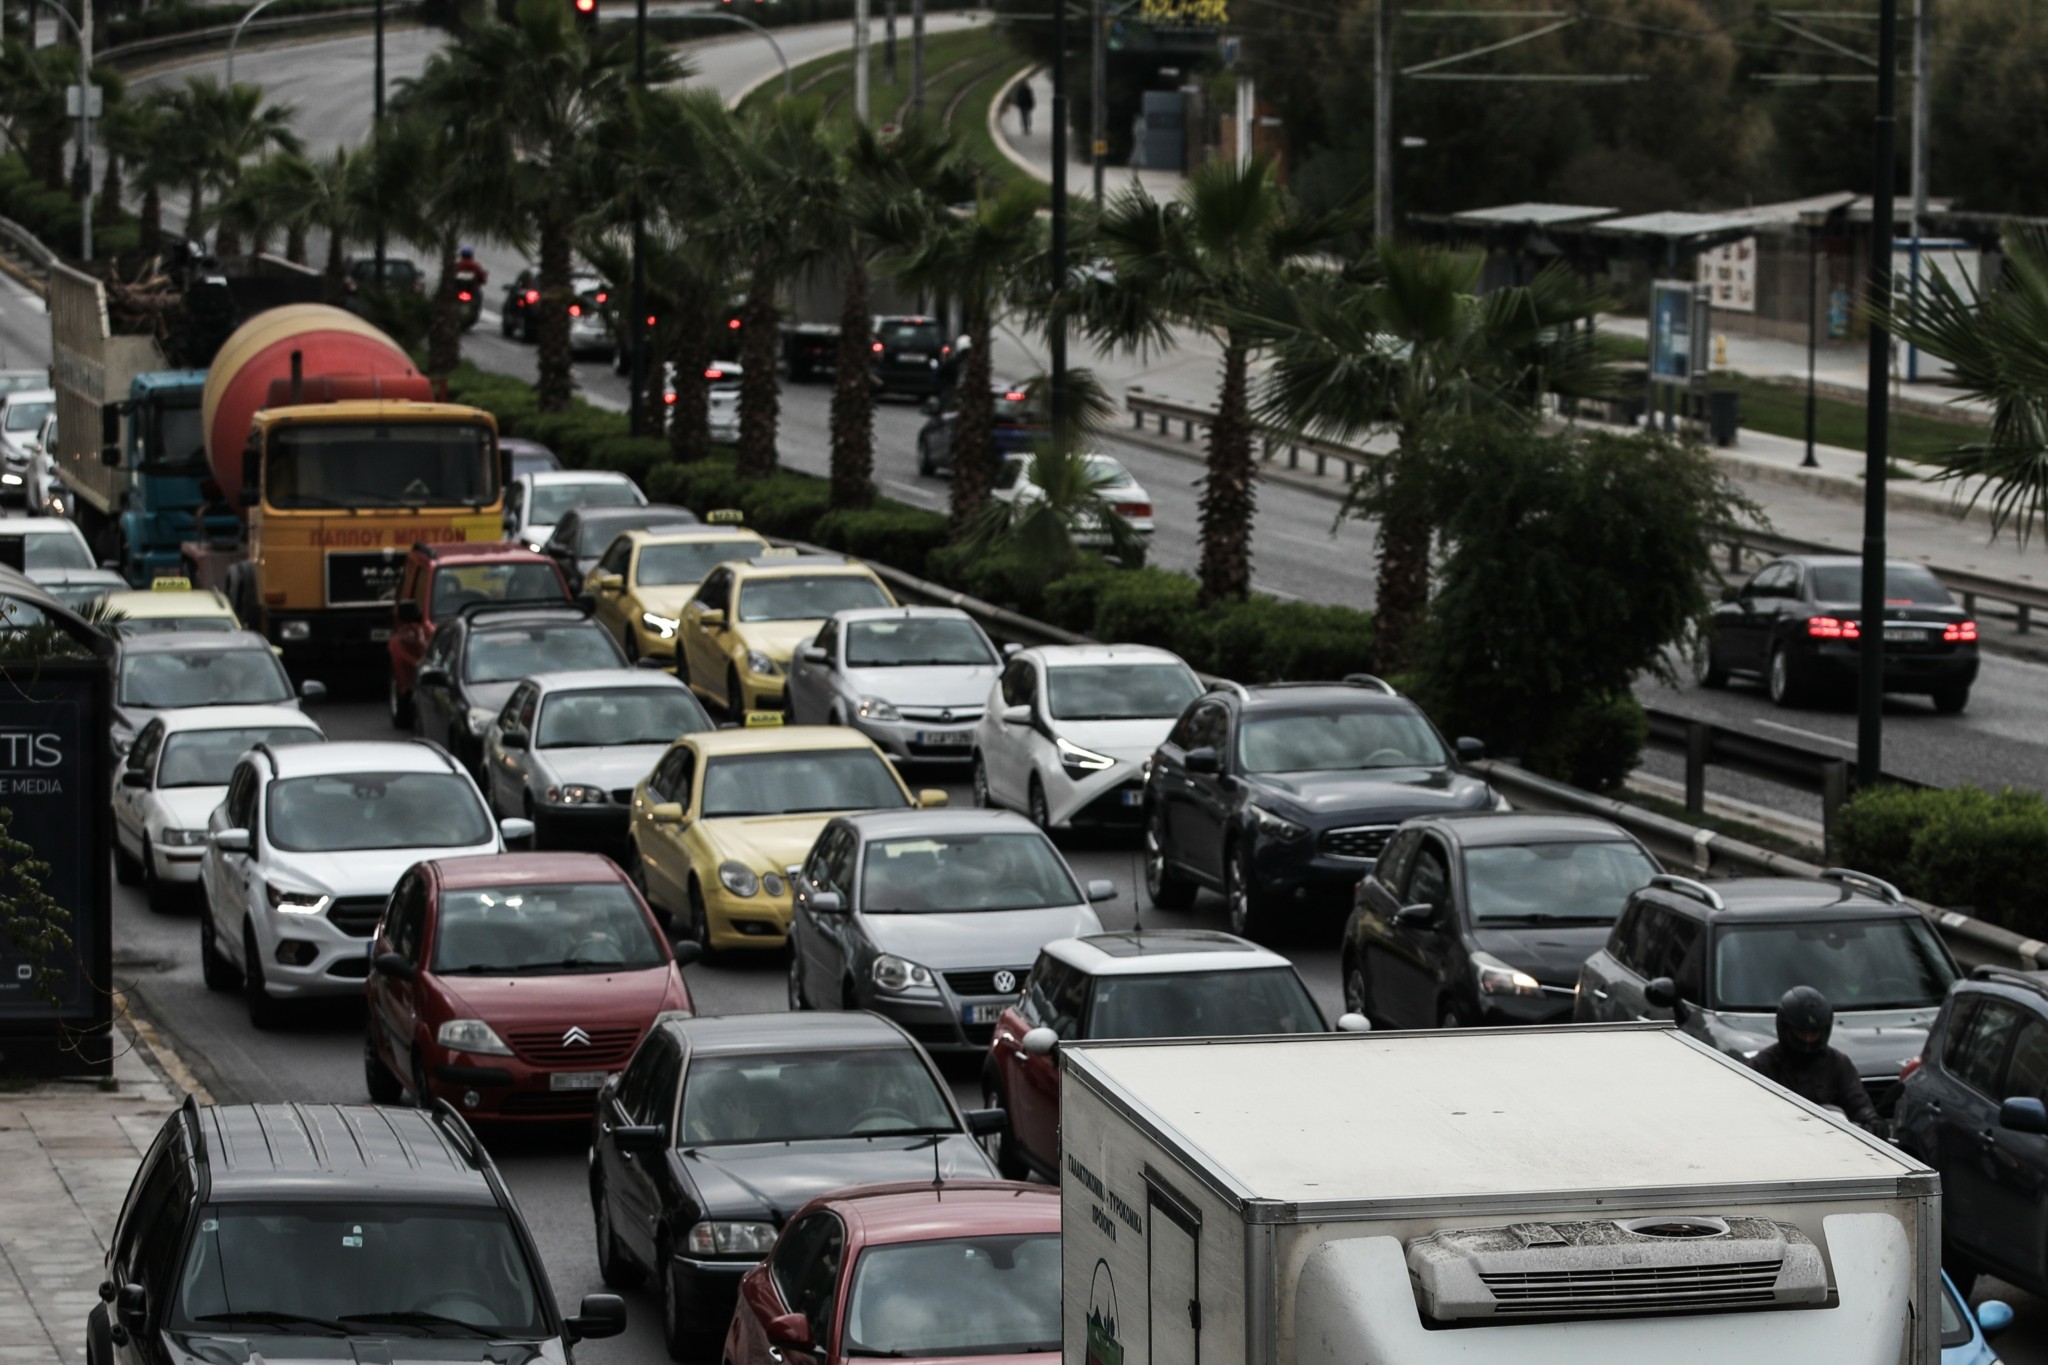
[0,213,59,275]
[97,0,424,66]
[1126,388,1375,484]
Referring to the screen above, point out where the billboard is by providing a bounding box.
[1650,281,1704,387]
[1697,237,1756,313]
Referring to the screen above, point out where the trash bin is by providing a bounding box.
[1706,388,1741,447]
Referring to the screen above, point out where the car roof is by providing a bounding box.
[192,1103,498,1205]
[623,526,766,548]
[1241,681,1414,711]
[1775,555,1939,572]
[1048,930,1292,976]
[462,606,599,632]
[838,808,1038,839]
[528,669,688,695]
[731,554,874,579]
[688,725,882,758]
[828,605,975,626]
[1962,966,2048,1004]
[1644,875,1919,922]
[413,541,554,564]
[1416,812,1638,848]
[102,588,236,617]
[153,704,322,735]
[427,850,627,891]
[29,567,125,587]
[261,739,459,779]
[528,469,638,487]
[0,388,55,405]
[1026,644,1186,667]
[570,503,696,529]
[659,1010,918,1055]
[116,628,276,656]
[5,516,82,535]
[828,1181,1059,1245]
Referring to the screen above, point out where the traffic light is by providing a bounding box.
[572,0,598,35]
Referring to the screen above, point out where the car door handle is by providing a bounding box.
[1590,988,1608,1000]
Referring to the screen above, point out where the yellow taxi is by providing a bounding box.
[627,724,946,953]
[678,551,896,714]
[100,580,243,636]
[585,522,769,664]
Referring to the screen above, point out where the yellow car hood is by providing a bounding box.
[733,619,827,665]
[630,585,697,620]
[699,811,837,875]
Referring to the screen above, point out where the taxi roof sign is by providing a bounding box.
[755,546,801,559]
[150,576,193,591]
[743,710,785,728]
[705,508,746,525]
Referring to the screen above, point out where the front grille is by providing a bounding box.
[1321,825,1398,861]
[898,707,983,724]
[1479,1260,1786,1315]
[505,1024,642,1068]
[328,897,386,937]
[498,1091,602,1117]
[325,550,407,608]
[945,968,1029,998]
[325,956,370,979]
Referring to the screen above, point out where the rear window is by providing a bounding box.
[1806,564,1952,606]
[1086,967,1324,1040]
[463,622,621,682]
[1710,916,1957,1011]
[636,540,762,587]
[527,479,642,527]
[878,320,942,349]
[430,564,565,617]
[737,573,891,623]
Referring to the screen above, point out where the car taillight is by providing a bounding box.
[1113,501,1151,517]
[569,303,582,317]
[1806,616,1860,640]
[1003,391,1027,402]
[872,341,885,353]
[457,289,472,302]
[704,368,723,379]
[596,291,608,303]
[1944,620,1978,642]
[664,391,677,405]
[1899,1055,1923,1081]
[728,317,742,330]
[524,289,539,304]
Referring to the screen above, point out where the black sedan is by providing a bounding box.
[1144,678,1497,942]
[410,602,628,775]
[1705,555,1979,712]
[1339,813,1659,1030]
[915,383,1046,477]
[588,1012,1002,1359]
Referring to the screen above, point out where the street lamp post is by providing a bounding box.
[1857,0,1901,786]
[629,0,649,437]
[225,0,288,85]
[1048,0,1068,441]
[32,0,92,261]
[1802,216,1821,469]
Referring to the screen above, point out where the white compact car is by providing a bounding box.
[199,739,531,1028]
[785,606,1004,762]
[504,469,646,552]
[708,385,741,444]
[991,451,1155,542]
[113,706,326,911]
[971,644,1203,831]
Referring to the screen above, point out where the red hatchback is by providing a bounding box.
[365,851,698,1121]
[724,1181,1060,1365]
[387,541,569,729]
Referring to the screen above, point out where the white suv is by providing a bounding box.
[198,739,533,1028]
[970,644,1203,830]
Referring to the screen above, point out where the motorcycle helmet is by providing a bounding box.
[458,246,475,260]
[1775,985,1834,1056]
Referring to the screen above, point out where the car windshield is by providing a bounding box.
[1087,967,1324,1040]
[844,1234,1061,1359]
[527,480,642,526]
[1462,841,1659,923]
[536,687,708,747]
[737,574,891,622]
[575,511,694,555]
[3,400,52,432]
[157,727,321,787]
[119,649,292,708]
[265,773,494,852]
[174,1203,546,1339]
[1238,708,1448,773]
[43,583,114,609]
[1806,563,1953,606]
[861,833,1079,912]
[0,374,46,396]
[1045,662,1201,721]
[845,618,993,668]
[431,882,664,974]
[19,530,92,570]
[877,320,943,349]
[678,1049,955,1144]
[115,614,237,636]
[1711,917,1958,1011]
[699,749,908,818]
[635,540,761,587]
[264,423,497,509]
[431,564,564,617]
[463,623,619,683]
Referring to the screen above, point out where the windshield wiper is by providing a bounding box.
[451,958,629,974]
[340,1310,503,1338]
[192,1309,350,1335]
[855,1126,959,1139]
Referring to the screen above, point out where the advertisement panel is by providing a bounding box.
[1650,281,1703,387]
[1696,238,1757,313]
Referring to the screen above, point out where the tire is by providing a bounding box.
[979,1072,1027,1180]
[243,924,284,1030]
[842,976,861,1011]
[725,665,745,719]
[593,1179,641,1288]
[521,314,536,344]
[1766,644,1809,708]
[1342,955,1376,1027]
[500,307,516,339]
[918,436,937,477]
[411,1052,433,1109]
[971,754,993,809]
[1224,841,1271,943]
[1931,682,1970,714]
[141,839,177,914]
[364,1035,403,1104]
[657,1236,696,1362]
[1143,818,1197,910]
[787,947,809,1011]
[113,833,142,886]
[623,628,640,664]
[1440,1002,1469,1030]
[1027,777,1052,831]
[199,903,240,992]
[1701,647,1729,689]
[388,676,413,729]
[687,879,715,960]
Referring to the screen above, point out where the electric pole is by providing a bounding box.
[854,0,871,123]
[1049,0,1069,441]
[1374,0,1395,238]
[1857,0,1901,786]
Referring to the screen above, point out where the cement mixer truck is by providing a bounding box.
[179,304,505,673]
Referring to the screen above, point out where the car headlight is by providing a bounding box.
[718,861,759,897]
[641,610,679,639]
[266,884,332,916]
[686,1220,778,1257]
[437,1018,514,1056]
[523,540,546,553]
[1056,735,1115,773]
[653,1007,696,1024]
[467,706,495,737]
[857,695,901,723]
[546,783,608,805]
[744,649,779,676]
[159,828,208,847]
[761,871,787,898]
[1473,950,1542,996]
[1247,802,1309,839]
[872,953,936,993]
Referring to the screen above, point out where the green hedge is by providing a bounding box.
[1836,785,2048,935]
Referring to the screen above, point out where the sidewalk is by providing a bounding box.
[0,1011,194,1362]
[994,72,1188,201]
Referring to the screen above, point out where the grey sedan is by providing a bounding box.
[480,669,713,849]
[785,606,1004,763]
[787,808,1112,1054]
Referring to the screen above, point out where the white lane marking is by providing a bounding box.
[1755,719,1857,749]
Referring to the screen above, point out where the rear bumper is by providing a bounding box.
[421,1048,619,1122]
[1799,641,1978,692]
[532,803,630,851]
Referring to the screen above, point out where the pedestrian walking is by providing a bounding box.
[1013,79,1036,136]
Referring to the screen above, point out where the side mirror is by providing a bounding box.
[1184,746,1221,775]
[499,816,536,844]
[116,1283,148,1334]
[918,788,949,809]
[299,680,327,700]
[611,1123,667,1152]
[1001,703,1031,726]
[1021,1026,1059,1058]
[697,607,726,629]
[799,645,828,665]
[650,802,686,826]
[416,666,450,690]
[1455,736,1485,763]
[396,599,422,624]
[1085,878,1117,903]
[1643,975,1690,1023]
[211,828,251,853]
[564,1293,627,1343]
[373,951,415,981]
[1336,1012,1372,1033]
[120,770,147,789]
[1393,902,1437,928]
[767,1313,813,1349]
[499,731,529,750]
[807,890,846,915]
[963,1107,1006,1137]
[1978,1300,2015,1339]
[1001,642,1022,657]
[2000,1096,2048,1135]
[669,940,703,966]
[100,442,123,468]
[1719,584,1740,604]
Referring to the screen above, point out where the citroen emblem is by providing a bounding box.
[562,1026,593,1047]
[992,970,1017,995]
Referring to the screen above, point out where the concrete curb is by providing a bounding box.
[113,991,213,1105]
[1712,444,1995,530]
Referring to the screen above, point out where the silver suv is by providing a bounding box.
[199,739,532,1028]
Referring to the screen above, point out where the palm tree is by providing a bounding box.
[156,77,300,248]
[962,445,1146,574]
[0,41,74,190]
[363,111,505,374]
[886,179,1045,538]
[1246,242,1615,668]
[1072,156,1355,604]
[1884,225,2048,542]
[99,93,179,254]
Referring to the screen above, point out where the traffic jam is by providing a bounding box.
[4,293,2009,1365]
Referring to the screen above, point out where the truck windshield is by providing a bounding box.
[265,423,497,509]
[147,402,208,472]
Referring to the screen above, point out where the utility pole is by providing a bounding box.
[1049,0,1069,441]
[1090,0,1106,204]
[372,0,386,277]
[34,0,93,259]
[1374,0,1395,238]
[884,0,896,87]
[629,0,649,436]
[910,0,925,117]
[854,0,871,123]
[1904,0,1931,382]
[1857,0,1901,787]
[1235,73,1254,169]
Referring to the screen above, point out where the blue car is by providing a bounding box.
[1942,1270,2013,1364]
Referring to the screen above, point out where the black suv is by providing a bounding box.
[1340,812,1659,1030]
[412,601,628,775]
[1895,967,2048,1296]
[88,1098,624,1365]
[1704,554,1979,712]
[1142,678,1494,941]
[870,314,950,398]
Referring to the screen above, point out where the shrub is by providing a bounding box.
[1836,785,2048,932]
[586,435,668,485]
[1519,691,1647,794]
[811,506,950,579]
[1198,597,1376,684]
[513,409,627,468]
[742,476,834,538]
[1091,569,1201,655]
[1038,558,1120,634]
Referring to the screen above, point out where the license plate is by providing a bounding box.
[1883,628,1926,643]
[1120,789,1144,807]
[897,352,927,363]
[369,627,392,643]
[916,730,971,747]
[964,1003,1004,1025]
[550,1070,608,1091]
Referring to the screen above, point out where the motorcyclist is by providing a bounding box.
[453,247,488,289]
[1748,986,1882,1132]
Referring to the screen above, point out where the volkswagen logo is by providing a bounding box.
[992,970,1017,995]
[561,1026,593,1047]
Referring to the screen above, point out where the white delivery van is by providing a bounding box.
[1058,1024,1939,1365]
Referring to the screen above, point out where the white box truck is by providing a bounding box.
[1058,1025,1939,1365]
